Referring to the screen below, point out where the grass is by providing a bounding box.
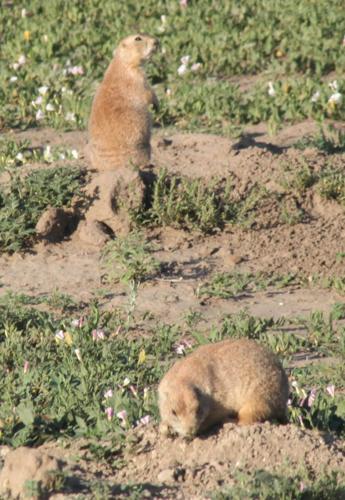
[0,165,84,252]
[212,468,345,500]
[0,1,344,133]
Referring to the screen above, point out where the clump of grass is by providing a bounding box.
[101,231,160,286]
[0,166,84,253]
[317,168,345,205]
[280,160,317,193]
[213,468,344,500]
[296,124,345,154]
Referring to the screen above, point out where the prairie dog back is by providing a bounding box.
[158,338,289,438]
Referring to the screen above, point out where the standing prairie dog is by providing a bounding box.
[158,339,289,438]
[88,34,159,171]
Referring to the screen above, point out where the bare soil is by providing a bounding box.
[1,121,345,498]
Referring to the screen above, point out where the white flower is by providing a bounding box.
[21,8,27,18]
[267,81,276,97]
[36,109,45,120]
[326,384,335,398]
[55,330,65,341]
[70,149,79,159]
[329,80,338,92]
[158,15,167,33]
[43,146,53,162]
[117,409,128,423]
[32,95,43,106]
[38,85,48,95]
[59,153,65,160]
[137,415,151,426]
[177,63,188,76]
[180,55,190,66]
[45,103,55,112]
[15,152,24,162]
[311,91,320,103]
[104,389,114,399]
[166,88,172,97]
[74,348,82,362]
[9,76,18,82]
[123,377,131,386]
[65,112,76,122]
[43,34,49,43]
[18,55,26,66]
[328,92,342,105]
[105,407,113,421]
[191,62,202,72]
[12,63,20,70]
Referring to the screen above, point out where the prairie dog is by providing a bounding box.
[158,339,289,438]
[88,34,159,171]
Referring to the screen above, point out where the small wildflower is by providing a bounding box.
[21,8,27,18]
[166,88,172,97]
[158,15,167,33]
[267,81,276,97]
[43,35,49,43]
[174,339,193,355]
[307,388,317,407]
[38,85,48,95]
[71,317,84,328]
[92,328,105,341]
[105,407,114,421]
[65,112,76,122]
[23,360,30,374]
[36,109,45,121]
[18,54,26,66]
[117,409,128,424]
[123,377,131,386]
[326,384,335,398]
[23,31,31,41]
[177,63,188,76]
[139,415,151,426]
[71,149,79,159]
[191,62,202,72]
[299,482,306,492]
[67,65,84,76]
[9,76,18,83]
[74,348,82,362]
[15,152,24,162]
[137,349,146,365]
[45,103,55,112]
[64,332,73,345]
[129,385,138,398]
[55,330,65,341]
[180,0,188,7]
[328,92,342,105]
[342,35,345,47]
[329,80,338,92]
[143,387,149,400]
[32,95,43,106]
[59,153,66,160]
[311,91,320,103]
[43,145,53,162]
[180,55,190,66]
[104,389,114,399]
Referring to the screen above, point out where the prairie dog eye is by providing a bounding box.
[135,36,142,42]
[172,409,177,416]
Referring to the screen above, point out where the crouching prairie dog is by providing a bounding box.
[158,338,289,438]
[88,33,159,171]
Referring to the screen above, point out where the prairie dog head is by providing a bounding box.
[115,34,159,67]
[159,384,209,438]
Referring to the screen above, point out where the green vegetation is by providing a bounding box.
[0,1,344,133]
[0,166,84,252]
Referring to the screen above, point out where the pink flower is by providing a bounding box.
[105,407,114,421]
[129,385,138,398]
[174,339,193,355]
[74,348,82,362]
[117,410,128,424]
[139,415,150,425]
[23,360,30,374]
[55,330,65,341]
[72,317,85,328]
[67,65,84,76]
[307,388,317,407]
[92,329,105,341]
[180,0,188,7]
[326,384,335,398]
[104,389,113,399]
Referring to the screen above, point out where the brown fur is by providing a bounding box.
[88,34,159,171]
[158,339,289,438]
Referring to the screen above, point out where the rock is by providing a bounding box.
[0,447,63,499]
[77,220,112,246]
[35,207,75,242]
[157,468,176,483]
[84,168,146,236]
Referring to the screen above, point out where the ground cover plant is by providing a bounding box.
[1,0,345,497]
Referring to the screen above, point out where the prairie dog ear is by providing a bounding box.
[191,385,202,400]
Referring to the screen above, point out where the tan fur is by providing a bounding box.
[88,34,159,171]
[158,339,289,438]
